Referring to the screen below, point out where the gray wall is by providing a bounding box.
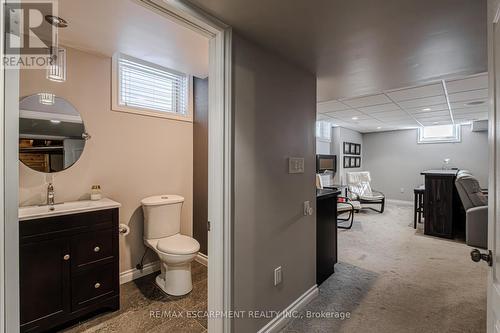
[232,34,317,332]
[332,127,363,185]
[363,125,489,201]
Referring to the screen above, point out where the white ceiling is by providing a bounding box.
[317,73,488,133]
[55,0,209,77]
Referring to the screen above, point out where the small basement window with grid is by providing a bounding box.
[316,121,332,142]
[112,53,190,120]
[417,124,461,144]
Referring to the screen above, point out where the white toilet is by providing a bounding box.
[141,195,200,296]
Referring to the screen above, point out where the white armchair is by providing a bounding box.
[346,171,385,213]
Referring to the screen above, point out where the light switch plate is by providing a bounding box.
[289,157,305,174]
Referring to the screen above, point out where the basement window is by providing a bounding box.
[417,124,461,144]
[316,121,332,142]
[112,53,191,121]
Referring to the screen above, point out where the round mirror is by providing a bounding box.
[19,94,89,173]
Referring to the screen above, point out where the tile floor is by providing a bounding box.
[63,261,207,333]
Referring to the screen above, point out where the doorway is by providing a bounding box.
[0,0,232,332]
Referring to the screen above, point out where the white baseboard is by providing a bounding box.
[386,199,413,206]
[257,285,319,333]
[119,261,160,285]
[195,252,208,266]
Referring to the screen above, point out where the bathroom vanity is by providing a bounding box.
[19,199,121,333]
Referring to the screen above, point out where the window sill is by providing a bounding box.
[111,105,193,123]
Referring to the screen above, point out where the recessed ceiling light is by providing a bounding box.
[50,120,61,124]
[352,117,359,120]
[45,15,68,28]
[433,122,439,125]
[422,108,431,111]
[377,126,382,129]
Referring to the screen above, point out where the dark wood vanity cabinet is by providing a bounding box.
[20,208,120,333]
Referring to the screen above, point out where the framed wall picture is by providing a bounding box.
[355,157,361,167]
[343,142,350,154]
[343,142,361,155]
[350,157,356,167]
[343,156,350,168]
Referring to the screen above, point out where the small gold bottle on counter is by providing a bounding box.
[90,185,102,201]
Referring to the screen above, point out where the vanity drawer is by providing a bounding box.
[71,229,115,269]
[72,264,117,310]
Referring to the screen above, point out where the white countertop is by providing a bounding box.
[19,198,121,221]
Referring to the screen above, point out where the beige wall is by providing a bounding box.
[19,47,193,273]
[232,34,317,332]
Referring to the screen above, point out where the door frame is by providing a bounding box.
[0,1,233,332]
[488,0,500,332]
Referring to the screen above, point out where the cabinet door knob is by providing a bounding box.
[94,246,100,253]
[63,254,70,261]
[94,282,101,289]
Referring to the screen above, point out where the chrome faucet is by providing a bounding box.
[47,183,55,209]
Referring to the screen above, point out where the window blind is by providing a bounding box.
[118,54,188,115]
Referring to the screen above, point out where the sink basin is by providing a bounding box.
[19,198,121,221]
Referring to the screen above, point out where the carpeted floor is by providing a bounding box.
[283,202,487,333]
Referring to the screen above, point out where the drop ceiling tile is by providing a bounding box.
[417,115,452,122]
[379,117,414,124]
[446,74,488,93]
[453,107,488,114]
[342,94,392,108]
[386,83,444,102]
[455,112,488,120]
[451,100,488,110]
[317,100,350,113]
[357,103,400,114]
[448,89,488,103]
[371,110,409,118]
[420,120,453,126]
[317,113,334,121]
[413,110,450,119]
[383,120,421,127]
[398,95,447,109]
[406,104,449,114]
[325,109,366,119]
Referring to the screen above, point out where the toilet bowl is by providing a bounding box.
[141,195,200,296]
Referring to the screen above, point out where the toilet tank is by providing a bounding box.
[141,195,184,240]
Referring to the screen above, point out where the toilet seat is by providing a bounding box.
[156,234,200,255]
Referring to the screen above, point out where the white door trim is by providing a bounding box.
[488,1,500,332]
[1,0,21,332]
[1,1,233,332]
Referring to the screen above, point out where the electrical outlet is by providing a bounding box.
[400,187,405,193]
[274,266,282,286]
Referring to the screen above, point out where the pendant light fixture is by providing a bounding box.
[45,15,68,82]
[47,46,67,82]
